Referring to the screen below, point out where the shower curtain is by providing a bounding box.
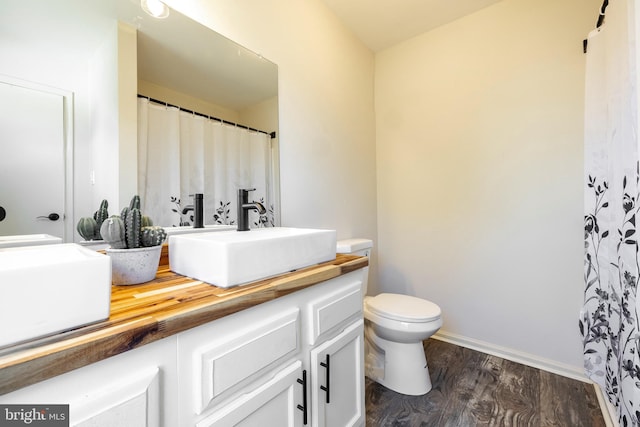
[137,98,276,228]
[581,0,640,424]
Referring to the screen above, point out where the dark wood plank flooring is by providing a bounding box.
[365,339,606,427]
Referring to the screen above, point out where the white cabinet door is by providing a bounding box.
[71,368,160,427]
[309,320,365,427]
[0,337,178,427]
[195,361,305,427]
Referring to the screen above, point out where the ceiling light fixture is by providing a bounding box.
[141,0,170,19]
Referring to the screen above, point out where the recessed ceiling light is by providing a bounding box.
[141,0,170,19]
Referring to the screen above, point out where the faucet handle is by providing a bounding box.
[238,188,256,200]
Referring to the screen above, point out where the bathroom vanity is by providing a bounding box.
[0,246,368,427]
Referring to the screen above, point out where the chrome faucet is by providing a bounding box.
[181,193,204,228]
[237,188,266,231]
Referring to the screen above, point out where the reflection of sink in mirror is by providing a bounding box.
[74,226,236,251]
[163,225,236,236]
[77,240,110,251]
[0,234,62,248]
[0,243,111,348]
[169,227,337,288]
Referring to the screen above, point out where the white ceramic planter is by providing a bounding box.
[106,245,162,285]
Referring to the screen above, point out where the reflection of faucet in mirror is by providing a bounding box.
[237,189,266,232]
[181,193,204,228]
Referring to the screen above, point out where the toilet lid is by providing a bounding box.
[366,293,441,323]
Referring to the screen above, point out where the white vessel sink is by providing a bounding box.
[169,227,337,288]
[0,243,111,348]
[0,234,62,248]
[163,224,235,236]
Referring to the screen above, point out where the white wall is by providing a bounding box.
[163,0,379,253]
[375,0,599,374]
[117,23,139,211]
[0,0,116,240]
[89,22,120,215]
[89,22,138,217]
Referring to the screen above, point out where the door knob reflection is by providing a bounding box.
[37,213,60,221]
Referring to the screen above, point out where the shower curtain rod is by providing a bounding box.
[583,0,609,53]
[137,94,276,139]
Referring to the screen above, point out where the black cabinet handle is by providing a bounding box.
[297,369,308,425]
[320,354,330,404]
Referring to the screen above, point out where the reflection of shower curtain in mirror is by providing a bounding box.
[137,98,275,228]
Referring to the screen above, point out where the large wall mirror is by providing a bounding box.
[0,0,279,242]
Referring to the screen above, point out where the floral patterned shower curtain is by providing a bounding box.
[581,0,640,424]
[137,98,277,228]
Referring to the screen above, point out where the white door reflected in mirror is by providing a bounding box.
[0,80,66,239]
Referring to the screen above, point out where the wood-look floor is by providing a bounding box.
[365,339,606,427]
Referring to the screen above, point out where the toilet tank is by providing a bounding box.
[337,238,373,294]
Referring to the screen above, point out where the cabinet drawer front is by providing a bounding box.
[308,276,362,345]
[196,361,303,427]
[195,308,300,413]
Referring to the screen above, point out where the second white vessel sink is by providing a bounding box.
[163,224,235,236]
[0,234,62,248]
[169,227,337,288]
[0,243,111,348]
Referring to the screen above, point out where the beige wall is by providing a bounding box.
[375,0,599,373]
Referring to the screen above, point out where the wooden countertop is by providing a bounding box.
[0,245,367,395]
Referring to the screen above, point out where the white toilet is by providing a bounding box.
[337,238,443,396]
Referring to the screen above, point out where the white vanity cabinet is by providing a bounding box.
[179,270,366,427]
[0,268,366,427]
[0,337,179,426]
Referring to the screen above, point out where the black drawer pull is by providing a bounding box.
[320,354,330,404]
[297,369,308,425]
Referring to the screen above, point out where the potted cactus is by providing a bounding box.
[100,195,167,285]
[76,199,110,241]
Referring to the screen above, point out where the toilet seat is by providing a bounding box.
[366,293,441,323]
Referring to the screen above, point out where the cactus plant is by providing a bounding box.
[141,226,167,247]
[129,195,141,210]
[126,207,142,249]
[93,199,109,231]
[77,217,101,240]
[77,199,110,240]
[100,195,166,249]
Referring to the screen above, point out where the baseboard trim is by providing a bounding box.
[432,331,587,382]
[431,331,616,425]
[592,382,618,427]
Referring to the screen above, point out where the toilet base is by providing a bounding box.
[364,324,433,396]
